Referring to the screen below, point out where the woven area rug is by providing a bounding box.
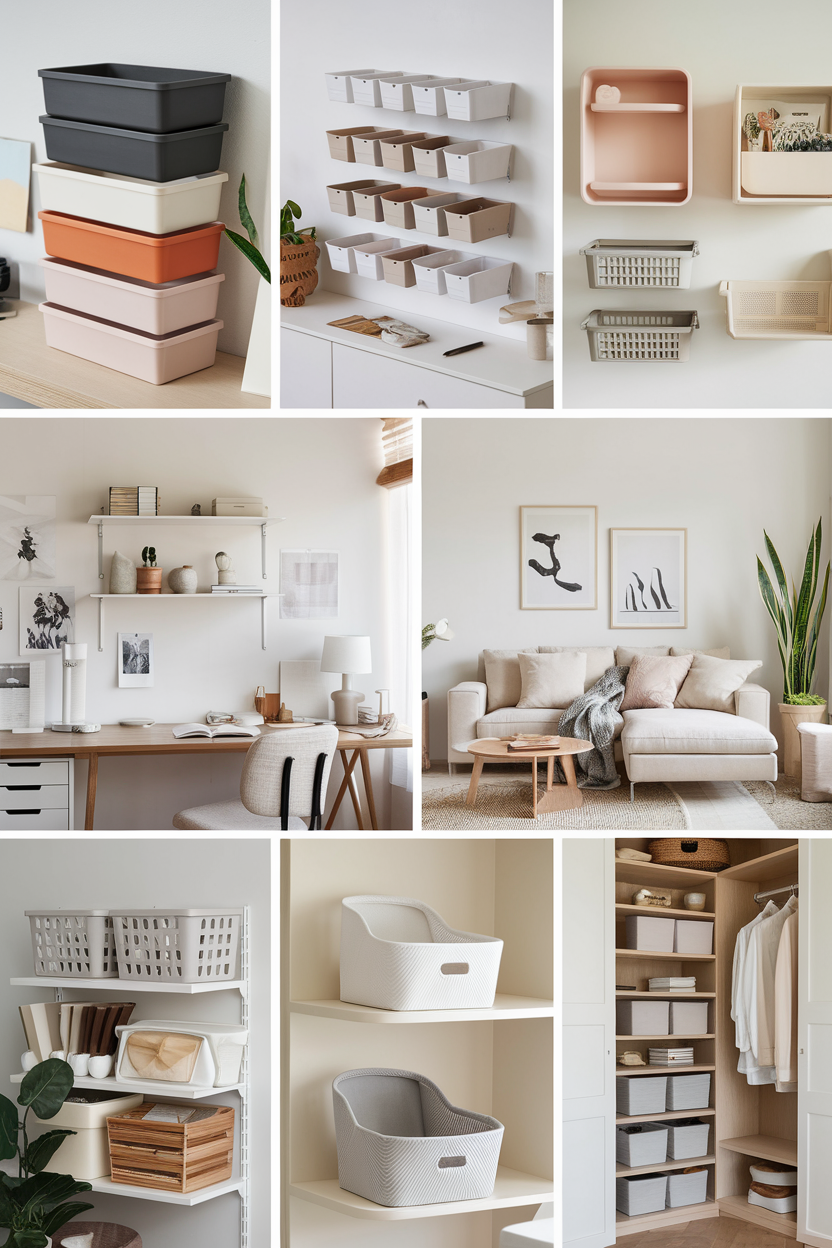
[422,778,689,830]
[743,777,832,830]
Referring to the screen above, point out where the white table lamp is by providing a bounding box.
[321,635,372,726]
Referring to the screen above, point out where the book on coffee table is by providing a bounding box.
[503,734,561,751]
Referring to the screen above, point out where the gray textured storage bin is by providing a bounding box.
[666,1118,710,1160]
[616,1075,667,1117]
[666,1074,711,1111]
[673,920,713,955]
[333,1068,504,1207]
[669,1000,709,1035]
[616,1173,667,1216]
[665,1167,708,1207]
[617,1000,669,1036]
[625,914,674,952]
[616,1123,668,1168]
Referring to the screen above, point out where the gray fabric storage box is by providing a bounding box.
[666,1118,710,1160]
[669,1000,709,1035]
[625,914,675,952]
[616,1123,669,1168]
[673,920,713,955]
[616,1075,667,1117]
[617,1000,670,1036]
[666,1073,711,1111]
[665,1167,709,1207]
[616,1173,668,1216]
[333,1067,504,1207]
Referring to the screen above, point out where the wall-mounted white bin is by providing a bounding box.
[352,182,402,221]
[353,239,406,281]
[326,179,380,215]
[444,80,513,121]
[412,193,469,235]
[325,233,388,274]
[733,85,832,203]
[27,908,117,978]
[325,126,378,162]
[412,79,465,117]
[741,152,832,197]
[325,69,392,103]
[350,71,406,108]
[442,140,512,183]
[581,239,699,289]
[380,133,429,173]
[412,249,466,294]
[379,75,437,112]
[443,256,513,303]
[411,135,454,178]
[380,187,434,229]
[353,130,408,167]
[582,310,699,361]
[340,894,503,1010]
[111,907,242,981]
[719,279,832,339]
[444,197,512,242]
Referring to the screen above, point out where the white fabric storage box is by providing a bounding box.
[616,999,670,1036]
[353,131,408,167]
[749,1186,797,1213]
[40,258,224,337]
[379,76,437,112]
[340,895,503,1010]
[649,1047,694,1066]
[33,163,228,236]
[111,907,242,982]
[674,920,713,955]
[666,1167,709,1207]
[444,81,513,122]
[666,1119,710,1160]
[30,1089,144,1180]
[581,240,700,290]
[412,250,466,295]
[326,233,388,274]
[412,194,469,236]
[325,69,390,103]
[616,1123,669,1168]
[411,136,454,179]
[442,141,512,184]
[669,1000,709,1035]
[351,72,406,108]
[666,1074,711,1111]
[625,914,675,952]
[443,257,513,303]
[616,1173,667,1216]
[333,1067,504,1206]
[412,79,464,117]
[115,1018,247,1087]
[353,183,403,222]
[353,239,406,281]
[616,1075,667,1116]
[326,127,378,163]
[327,180,380,216]
[26,908,118,977]
[750,1162,798,1185]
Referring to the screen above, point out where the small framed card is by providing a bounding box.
[118,632,154,687]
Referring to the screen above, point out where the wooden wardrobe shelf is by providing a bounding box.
[717,1194,797,1237]
[617,1107,715,1125]
[616,991,715,999]
[616,903,715,921]
[719,844,798,882]
[616,1063,715,1077]
[614,860,717,888]
[615,1198,716,1233]
[616,949,715,962]
[615,1033,714,1040]
[616,1152,715,1178]
[719,1134,797,1166]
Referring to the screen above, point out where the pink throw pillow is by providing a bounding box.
[620,653,694,711]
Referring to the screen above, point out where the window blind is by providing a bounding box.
[376,417,413,487]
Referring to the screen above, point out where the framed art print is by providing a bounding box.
[610,528,687,628]
[520,506,597,609]
[118,632,154,687]
[19,586,74,652]
[280,550,339,619]
[0,495,56,580]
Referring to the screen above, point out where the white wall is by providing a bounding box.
[1,0,269,357]
[564,0,832,408]
[0,837,270,1248]
[0,416,411,831]
[422,417,831,759]
[280,0,553,343]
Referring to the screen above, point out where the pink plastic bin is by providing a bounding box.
[40,302,223,384]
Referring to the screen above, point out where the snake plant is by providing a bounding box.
[757,518,829,704]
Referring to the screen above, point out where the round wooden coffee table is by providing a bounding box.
[466,737,594,817]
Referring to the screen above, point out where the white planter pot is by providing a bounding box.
[241,276,270,398]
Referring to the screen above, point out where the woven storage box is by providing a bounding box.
[55,1223,142,1248]
[353,184,403,222]
[648,840,729,871]
[616,1173,667,1216]
[669,1000,709,1035]
[111,908,241,982]
[379,133,429,174]
[411,136,453,178]
[674,920,713,956]
[353,240,406,281]
[625,914,675,952]
[107,1102,234,1193]
[666,1167,709,1207]
[412,193,468,235]
[31,1089,144,1179]
[582,311,699,362]
[412,250,466,296]
[442,141,512,184]
[326,126,378,162]
[326,233,389,274]
[380,75,437,112]
[581,240,699,290]
[340,895,503,1010]
[325,69,390,104]
[40,116,228,183]
[40,259,224,337]
[380,188,433,230]
[443,198,512,243]
[413,79,465,116]
[326,181,380,216]
[666,1119,710,1161]
[33,164,228,236]
[719,279,832,339]
[444,81,513,122]
[666,1074,711,1111]
[26,909,118,977]
[39,212,225,284]
[616,1075,667,1117]
[39,63,230,134]
[333,1068,504,1207]
[617,1000,669,1036]
[616,1123,669,1168]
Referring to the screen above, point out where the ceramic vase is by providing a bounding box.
[109,550,137,594]
[168,565,198,594]
[136,567,163,594]
[778,702,827,779]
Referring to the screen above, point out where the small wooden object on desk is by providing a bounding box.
[277,702,293,722]
[107,1103,234,1194]
[466,735,593,817]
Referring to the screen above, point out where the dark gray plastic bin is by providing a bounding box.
[39,64,230,135]
[39,116,228,183]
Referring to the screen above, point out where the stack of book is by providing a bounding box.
[19,998,135,1062]
[649,977,696,993]
[210,584,264,594]
[648,1046,695,1066]
[108,486,159,516]
[503,734,561,751]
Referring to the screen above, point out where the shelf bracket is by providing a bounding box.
[53,987,63,1004]
[97,523,104,580]
[261,524,268,580]
[97,598,104,653]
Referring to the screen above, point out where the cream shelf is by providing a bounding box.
[719,1134,797,1166]
[615,1034,714,1040]
[88,1175,245,1206]
[10,1071,243,1099]
[617,1107,715,1126]
[616,1153,715,1178]
[87,515,280,526]
[616,949,715,962]
[590,102,685,113]
[717,1193,797,1237]
[11,975,245,995]
[289,993,554,1024]
[616,1063,715,1077]
[616,991,715,999]
[719,844,798,882]
[616,903,715,921]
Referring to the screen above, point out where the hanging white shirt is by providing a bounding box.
[732,900,778,1074]
[745,894,798,1085]
[774,908,798,1093]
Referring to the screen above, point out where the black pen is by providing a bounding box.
[443,341,484,357]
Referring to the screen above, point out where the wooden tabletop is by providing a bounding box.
[0,723,413,757]
[468,736,593,760]
[0,300,269,409]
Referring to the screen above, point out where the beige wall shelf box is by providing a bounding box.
[352,131,408,167]
[720,278,832,339]
[379,133,429,173]
[382,243,446,287]
[733,85,832,203]
[444,197,513,242]
[327,180,381,216]
[325,126,378,163]
[380,187,434,230]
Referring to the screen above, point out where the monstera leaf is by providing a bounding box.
[17,1061,73,1120]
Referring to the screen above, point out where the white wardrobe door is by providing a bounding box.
[799,838,832,1247]
[563,839,615,1248]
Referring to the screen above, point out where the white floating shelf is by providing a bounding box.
[11,976,245,994]
[10,1072,243,1099]
[87,1174,244,1206]
[290,993,555,1024]
[87,515,281,526]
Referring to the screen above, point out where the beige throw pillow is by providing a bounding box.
[675,654,763,713]
[483,649,536,712]
[616,645,670,667]
[517,651,587,710]
[538,646,615,690]
[620,653,694,711]
[671,646,731,660]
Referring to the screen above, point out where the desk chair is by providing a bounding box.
[172,725,338,831]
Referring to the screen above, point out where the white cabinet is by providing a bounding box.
[0,757,73,829]
[332,342,525,408]
[280,329,332,408]
[799,839,832,1248]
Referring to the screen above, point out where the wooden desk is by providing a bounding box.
[0,300,269,409]
[0,724,412,830]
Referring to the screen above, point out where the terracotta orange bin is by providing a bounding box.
[39,211,225,284]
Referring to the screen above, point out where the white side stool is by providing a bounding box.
[796,722,832,801]
[500,1203,554,1247]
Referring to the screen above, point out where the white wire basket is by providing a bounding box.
[581,240,699,289]
[719,279,832,339]
[582,310,699,361]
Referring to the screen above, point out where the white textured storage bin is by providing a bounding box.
[31,1089,144,1180]
[616,1075,667,1116]
[351,72,406,108]
[616,1173,667,1216]
[581,239,699,290]
[379,75,436,112]
[444,81,513,121]
[333,1067,504,1207]
[353,239,406,281]
[719,279,832,340]
[669,1000,709,1035]
[616,1123,669,1168]
[443,256,513,303]
[625,914,675,952]
[616,999,670,1036]
[325,69,392,104]
[666,1167,709,1207]
[583,310,699,361]
[340,895,503,1010]
[412,79,465,117]
[442,141,512,184]
[112,907,242,983]
[666,1073,711,1111]
[412,250,466,295]
[674,920,713,955]
[666,1119,710,1161]
[115,1018,247,1087]
[749,1186,797,1213]
[26,909,117,977]
[33,163,228,236]
[326,233,388,274]
[412,193,468,236]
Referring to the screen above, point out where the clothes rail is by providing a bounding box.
[754,882,798,904]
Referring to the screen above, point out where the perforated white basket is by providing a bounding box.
[582,310,699,361]
[111,908,242,983]
[26,909,118,978]
[581,240,699,289]
[719,279,832,338]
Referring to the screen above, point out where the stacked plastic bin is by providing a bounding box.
[34,63,231,385]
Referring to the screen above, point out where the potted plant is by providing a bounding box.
[0,1058,95,1247]
[758,517,830,777]
[280,200,319,308]
[136,546,162,594]
[223,175,270,397]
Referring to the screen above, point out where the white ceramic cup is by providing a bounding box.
[87,1053,114,1079]
[49,1050,66,1061]
[70,1052,90,1077]
[21,1050,37,1071]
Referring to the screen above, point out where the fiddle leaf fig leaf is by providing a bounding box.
[18,1060,73,1120]
[24,1129,76,1174]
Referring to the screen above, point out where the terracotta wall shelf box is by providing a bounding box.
[412,192,469,235]
[380,187,434,230]
[33,163,228,236]
[581,309,699,361]
[325,233,390,274]
[40,303,223,385]
[38,63,231,134]
[581,239,700,289]
[411,248,468,294]
[443,256,513,303]
[350,72,406,108]
[412,79,465,117]
[580,68,692,205]
[444,197,513,242]
[352,130,408,167]
[410,135,453,178]
[353,183,403,221]
[353,240,408,281]
[40,257,224,335]
[719,278,832,339]
[39,116,229,183]
[734,84,832,202]
[325,126,378,163]
[379,133,429,174]
[442,140,513,183]
[379,75,437,112]
[326,180,380,216]
[325,69,390,104]
[39,212,225,284]
[445,80,513,121]
[382,244,447,288]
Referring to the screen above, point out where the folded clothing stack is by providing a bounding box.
[648,1046,695,1066]
[748,1161,798,1213]
[649,977,696,992]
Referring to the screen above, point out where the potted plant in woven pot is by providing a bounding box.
[758,517,830,778]
[280,200,319,307]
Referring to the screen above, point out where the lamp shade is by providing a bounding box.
[321,635,372,675]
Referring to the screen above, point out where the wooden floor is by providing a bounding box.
[617,1213,801,1248]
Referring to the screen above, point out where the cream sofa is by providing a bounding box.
[446,646,778,796]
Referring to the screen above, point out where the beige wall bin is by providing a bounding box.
[326,233,390,274]
[411,136,453,178]
[382,244,447,287]
[326,126,380,162]
[326,180,380,215]
[380,75,437,111]
[325,69,391,103]
[445,80,513,121]
[442,140,512,184]
[380,187,434,229]
[380,133,429,173]
[350,72,406,108]
[444,197,513,242]
[353,183,403,221]
[412,193,469,235]
[719,278,832,339]
[412,78,465,116]
[412,249,467,294]
[353,130,408,167]
[354,239,408,280]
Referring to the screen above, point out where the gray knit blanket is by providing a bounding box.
[555,664,629,790]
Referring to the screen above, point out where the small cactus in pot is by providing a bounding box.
[141,546,157,567]
[136,546,162,594]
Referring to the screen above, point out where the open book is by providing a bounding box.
[172,723,261,739]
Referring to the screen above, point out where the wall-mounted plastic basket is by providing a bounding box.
[353,240,407,281]
[412,79,465,117]
[382,244,447,287]
[326,127,378,163]
[33,163,228,237]
[353,184,403,221]
[443,256,513,303]
[444,81,513,121]
[325,69,391,104]
[412,249,467,295]
[352,130,408,167]
[412,193,469,236]
[380,187,434,230]
[40,303,224,386]
[39,212,225,284]
[411,136,453,178]
[40,116,228,183]
[326,180,380,216]
[580,239,699,289]
[350,72,406,108]
[26,908,118,978]
[444,197,512,242]
[333,1067,504,1207]
[111,908,242,981]
[380,133,429,174]
[326,233,390,274]
[582,309,699,360]
[719,279,832,339]
[40,258,224,336]
[38,63,230,134]
[340,895,503,1010]
[379,75,436,112]
[442,140,512,183]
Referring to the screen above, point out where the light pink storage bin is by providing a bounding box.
[40,302,223,385]
[40,258,224,337]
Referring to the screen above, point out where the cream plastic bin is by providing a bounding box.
[326,233,389,273]
[442,141,512,184]
[354,239,407,281]
[666,1167,709,1207]
[581,239,699,289]
[353,184,403,221]
[383,245,446,287]
[444,81,513,122]
[616,999,669,1036]
[412,193,468,236]
[674,920,713,955]
[412,250,466,295]
[582,310,699,361]
[112,908,242,981]
[40,258,224,336]
[443,256,513,303]
[380,133,429,174]
[719,279,832,339]
[40,303,223,385]
[669,1000,709,1035]
[413,79,465,117]
[33,163,228,237]
[352,131,407,167]
[380,75,436,112]
[325,69,391,104]
[115,1018,247,1087]
[380,187,433,230]
[351,72,405,108]
[741,151,832,198]
[444,198,512,242]
[411,136,454,179]
[30,1089,144,1180]
[26,908,117,978]
[325,127,378,163]
[326,180,380,216]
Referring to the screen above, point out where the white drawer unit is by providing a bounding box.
[0,756,74,830]
[0,759,69,785]
[332,342,526,408]
[280,329,332,409]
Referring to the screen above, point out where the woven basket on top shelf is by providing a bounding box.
[647,839,730,871]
